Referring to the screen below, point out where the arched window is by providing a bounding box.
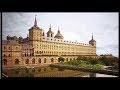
[37,51,38,54]
[38,58,41,63]
[15,59,19,64]
[9,47,10,50]
[44,58,46,63]
[26,59,29,64]
[32,58,35,64]
[40,51,41,54]
[70,58,72,61]
[51,58,54,63]
[4,54,5,57]
[3,59,7,65]
[66,58,68,61]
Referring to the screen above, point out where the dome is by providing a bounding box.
[54,30,63,39]
[47,30,54,34]
[47,25,54,34]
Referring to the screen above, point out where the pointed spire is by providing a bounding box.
[43,30,45,36]
[58,27,60,33]
[92,33,93,40]
[27,34,28,38]
[49,24,51,30]
[34,15,37,27]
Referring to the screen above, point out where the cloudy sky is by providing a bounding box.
[2,13,119,57]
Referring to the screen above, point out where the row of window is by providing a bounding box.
[43,37,89,45]
[35,51,95,54]
[25,58,53,64]
[22,48,33,51]
[3,54,10,57]
[23,53,34,57]
[33,44,93,51]
[3,46,18,50]
[34,47,94,52]
[2,58,53,65]
[3,59,19,65]
[3,58,76,65]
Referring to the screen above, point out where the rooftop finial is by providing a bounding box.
[58,27,60,33]
[49,24,51,30]
[92,33,93,40]
[43,30,45,36]
[34,15,37,27]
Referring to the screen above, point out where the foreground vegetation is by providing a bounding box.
[60,56,118,70]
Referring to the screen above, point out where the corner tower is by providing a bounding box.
[29,15,42,41]
[89,33,96,47]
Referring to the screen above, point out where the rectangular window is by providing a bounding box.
[9,47,10,50]
[4,46,5,49]
[9,54,10,57]
[4,54,5,57]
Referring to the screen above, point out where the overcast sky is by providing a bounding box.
[2,13,119,57]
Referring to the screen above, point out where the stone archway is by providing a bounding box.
[44,58,46,63]
[26,59,29,64]
[15,59,19,64]
[38,58,41,63]
[32,58,35,64]
[51,58,54,63]
[3,59,7,65]
[58,57,64,63]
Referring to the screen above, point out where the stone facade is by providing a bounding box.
[2,16,97,67]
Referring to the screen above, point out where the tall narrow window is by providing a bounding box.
[38,58,41,63]
[51,58,54,63]
[32,58,35,64]
[9,47,10,50]
[44,58,46,63]
[4,46,5,50]
[9,54,10,57]
[4,54,5,57]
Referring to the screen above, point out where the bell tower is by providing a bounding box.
[29,15,42,41]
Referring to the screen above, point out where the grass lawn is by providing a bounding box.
[63,61,104,70]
